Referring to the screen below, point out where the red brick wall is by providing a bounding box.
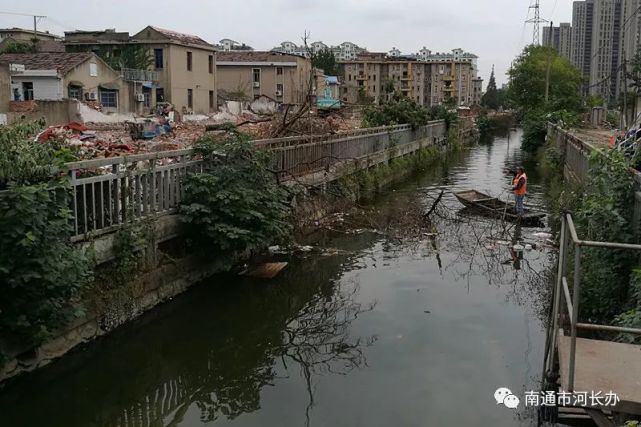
[9,100,37,112]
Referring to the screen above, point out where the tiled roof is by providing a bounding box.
[0,52,93,74]
[150,26,212,47]
[217,51,302,62]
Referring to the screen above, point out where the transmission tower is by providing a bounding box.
[525,0,548,45]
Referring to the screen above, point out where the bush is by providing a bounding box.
[0,181,91,346]
[181,132,293,253]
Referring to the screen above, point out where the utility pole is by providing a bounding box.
[0,12,46,44]
[525,0,548,45]
[545,21,553,102]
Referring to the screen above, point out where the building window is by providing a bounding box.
[208,55,213,74]
[89,63,98,77]
[187,52,192,71]
[22,82,34,100]
[154,49,163,69]
[68,85,82,100]
[187,89,193,108]
[276,83,283,96]
[276,67,283,75]
[156,87,164,102]
[209,90,214,109]
[253,68,261,84]
[100,89,118,107]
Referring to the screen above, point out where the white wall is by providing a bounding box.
[11,76,63,100]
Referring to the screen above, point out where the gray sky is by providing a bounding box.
[0,0,574,87]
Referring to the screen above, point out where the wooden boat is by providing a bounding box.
[454,190,546,225]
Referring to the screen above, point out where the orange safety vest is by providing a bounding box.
[513,173,527,196]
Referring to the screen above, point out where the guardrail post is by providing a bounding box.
[569,241,581,391]
[548,215,567,372]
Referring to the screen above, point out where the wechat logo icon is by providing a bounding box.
[495,387,520,409]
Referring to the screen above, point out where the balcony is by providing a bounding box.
[121,68,160,82]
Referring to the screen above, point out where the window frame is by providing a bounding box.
[187,51,193,71]
[154,48,164,69]
[99,89,118,108]
[187,88,193,109]
[208,55,213,74]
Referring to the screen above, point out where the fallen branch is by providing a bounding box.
[424,190,444,220]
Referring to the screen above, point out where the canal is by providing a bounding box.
[0,129,555,427]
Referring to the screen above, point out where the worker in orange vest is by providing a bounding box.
[512,166,527,215]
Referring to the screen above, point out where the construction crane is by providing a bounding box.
[525,0,548,45]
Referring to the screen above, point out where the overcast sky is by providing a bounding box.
[0,0,574,87]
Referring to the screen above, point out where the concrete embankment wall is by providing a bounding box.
[0,122,478,383]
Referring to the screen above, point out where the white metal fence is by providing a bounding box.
[66,121,447,241]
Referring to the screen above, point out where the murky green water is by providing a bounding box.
[0,130,554,427]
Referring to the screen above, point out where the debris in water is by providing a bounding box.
[532,232,553,240]
[524,244,533,251]
[496,240,511,246]
[424,310,431,314]
[242,262,288,279]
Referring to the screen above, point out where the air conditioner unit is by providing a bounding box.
[275,90,282,97]
[136,93,145,102]
[87,92,97,100]
[253,82,260,88]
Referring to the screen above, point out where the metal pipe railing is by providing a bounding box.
[550,213,641,392]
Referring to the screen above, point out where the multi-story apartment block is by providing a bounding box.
[216,51,312,105]
[570,0,641,102]
[340,48,481,107]
[64,26,217,114]
[272,40,367,60]
[542,23,573,60]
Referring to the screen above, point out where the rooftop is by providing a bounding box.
[0,27,59,38]
[148,26,212,47]
[0,52,93,74]
[217,51,305,62]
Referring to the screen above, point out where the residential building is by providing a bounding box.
[216,38,253,51]
[0,27,59,43]
[0,52,131,114]
[64,26,217,114]
[314,70,341,109]
[272,40,367,60]
[216,51,312,105]
[570,0,641,102]
[340,48,481,107]
[542,23,573,60]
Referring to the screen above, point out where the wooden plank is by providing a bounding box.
[558,334,641,415]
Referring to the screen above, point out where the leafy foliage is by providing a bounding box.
[93,45,153,71]
[508,45,583,151]
[0,40,35,54]
[615,269,641,343]
[363,93,457,129]
[311,48,339,76]
[181,132,293,253]
[0,181,91,347]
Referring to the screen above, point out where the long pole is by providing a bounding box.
[545,21,553,103]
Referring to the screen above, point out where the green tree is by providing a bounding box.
[481,66,499,110]
[0,40,34,54]
[94,45,153,71]
[507,45,583,151]
[311,48,339,76]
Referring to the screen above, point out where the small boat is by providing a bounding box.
[454,190,546,226]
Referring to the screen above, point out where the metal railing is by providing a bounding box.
[121,68,160,82]
[546,213,641,391]
[66,121,447,240]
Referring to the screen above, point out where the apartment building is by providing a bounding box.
[542,23,573,60]
[216,51,312,105]
[340,48,481,107]
[216,38,253,52]
[272,40,367,60]
[64,26,217,114]
[570,0,641,102]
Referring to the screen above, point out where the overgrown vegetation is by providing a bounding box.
[181,131,293,254]
[507,45,583,152]
[363,93,458,129]
[0,121,91,358]
[311,48,339,76]
[544,142,639,330]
